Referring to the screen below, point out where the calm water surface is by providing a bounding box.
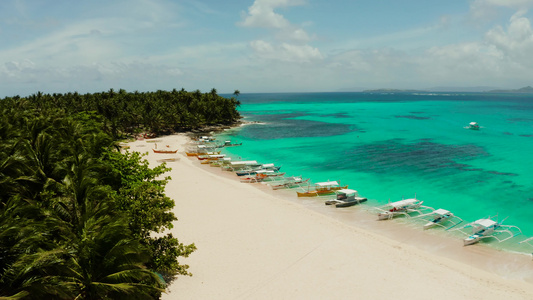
[217,92,533,252]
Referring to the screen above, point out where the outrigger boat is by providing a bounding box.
[210,157,232,167]
[414,208,463,230]
[152,148,178,154]
[268,177,309,190]
[235,164,281,176]
[217,140,242,148]
[222,160,259,171]
[325,189,367,208]
[449,216,522,246]
[466,122,480,130]
[197,154,225,161]
[519,237,533,257]
[240,170,286,183]
[376,197,431,220]
[185,144,219,156]
[296,181,347,197]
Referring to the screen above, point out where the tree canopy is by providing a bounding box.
[0,88,237,299]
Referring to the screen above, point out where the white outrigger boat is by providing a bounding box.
[414,208,463,230]
[239,170,286,183]
[267,176,309,190]
[325,189,367,208]
[450,217,522,246]
[465,121,480,130]
[376,197,432,220]
[222,160,259,171]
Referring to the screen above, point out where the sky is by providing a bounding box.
[1,0,533,96]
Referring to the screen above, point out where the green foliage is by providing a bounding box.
[0,88,225,299]
[146,234,196,283]
[0,88,241,139]
[103,149,196,281]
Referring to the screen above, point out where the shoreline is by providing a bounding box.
[128,134,533,299]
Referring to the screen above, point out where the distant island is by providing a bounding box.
[488,86,533,93]
[363,88,427,93]
[361,86,533,93]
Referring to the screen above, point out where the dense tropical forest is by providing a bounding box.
[0,88,241,299]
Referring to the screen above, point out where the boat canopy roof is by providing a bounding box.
[473,219,497,228]
[315,181,339,187]
[336,189,357,195]
[261,163,275,168]
[230,160,258,166]
[469,122,478,125]
[208,154,225,158]
[433,208,451,215]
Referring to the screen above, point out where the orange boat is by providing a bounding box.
[296,181,347,197]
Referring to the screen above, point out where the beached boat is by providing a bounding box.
[255,170,285,180]
[240,170,286,183]
[325,189,367,208]
[193,135,216,142]
[466,122,480,130]
[152,148,178,154]
[376,198,431,220]
[222,160,259,171]
[296,181,347,197]
[268,177,309,190]
[235,163,280,176]
[415,208,463,230]
[185,144,219,156]
[217,140,242,148]
[210,157,232,167]
[450,217,522,246]
[197,154,225,161]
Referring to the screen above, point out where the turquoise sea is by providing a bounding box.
[217,92,533,252]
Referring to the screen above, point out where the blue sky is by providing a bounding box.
[1,0,533,96]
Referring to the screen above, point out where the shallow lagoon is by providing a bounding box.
[218,92,533,252]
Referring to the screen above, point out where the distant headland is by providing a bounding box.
[361,86,533,93]
[488,86,533,93]
[362,88,427,93]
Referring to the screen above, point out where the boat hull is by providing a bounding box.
[296,185,349,197]
[152,149,178,154]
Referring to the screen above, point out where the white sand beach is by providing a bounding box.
[129,134,533,300]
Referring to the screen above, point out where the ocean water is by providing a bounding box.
[217,92,533,251]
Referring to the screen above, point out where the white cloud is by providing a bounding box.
[250,40,322,63]
[239,0,305,29]
[239,0,312,43]
[485,10,533,66]
[240,0,320,63]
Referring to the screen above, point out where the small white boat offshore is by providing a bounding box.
[325,189,367,208]
[414,208,463,230]
[466,121,480,130]
[376,197,431,220]
[450,217,522,246]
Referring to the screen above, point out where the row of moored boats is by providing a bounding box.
[179,135,533,250]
